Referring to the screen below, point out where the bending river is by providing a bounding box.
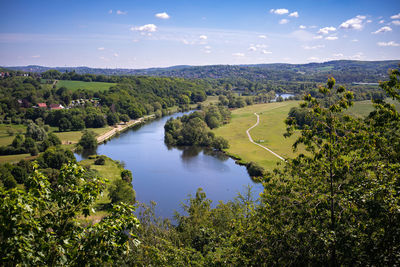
[76,112,263,218]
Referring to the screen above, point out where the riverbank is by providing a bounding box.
[96,115,155,144]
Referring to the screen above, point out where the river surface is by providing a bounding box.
[76,112,263,218]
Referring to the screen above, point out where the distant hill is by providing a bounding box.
[3,60,399,83]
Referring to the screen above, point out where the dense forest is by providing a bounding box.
[1,67,399,265]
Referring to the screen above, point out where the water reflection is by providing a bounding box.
[75,111,263,218]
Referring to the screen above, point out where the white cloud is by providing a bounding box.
[352,39,359,42]
[258,35,267,39]
[318,26,336,34]
[114,53,119,57]
[379,20,385,24]
[350,52,364,60]
[279,19,289,24]
[308,56,319,61]
[313,35,323,39]
[116,10,127,15]
[366,20,372,23]
[372,26,392,34]
[309,25,317,29]
[270,8,289,15]
[108,10,112,14]
[204,50,211,54]
[299,25,306,29]
[155,12,170,19]
[199,35,208,40]
[326,36,338,40]
[248,46,257,51]
[97,47,105,51]
[31,55,40,58]
[391,13,400,19]
[204,45,211,50]
[339,15,366,30]
[377,41,400,47]
[233,52,245,57]
[261,50,272,54]
[289,11,299,18]
[392,20,400,26]
[131,24,157,32]
[303,44,325,50]
[333,53,344,57]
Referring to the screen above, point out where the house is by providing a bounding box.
[49,104,64,110]
[37,103,47,108]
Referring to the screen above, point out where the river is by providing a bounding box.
[76,112,263,218]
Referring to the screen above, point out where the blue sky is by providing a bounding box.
[0,0,399,68]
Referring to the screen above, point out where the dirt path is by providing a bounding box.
[246,113,285,161]
[96,115,154,143]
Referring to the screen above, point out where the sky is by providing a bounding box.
[0,0,399,69]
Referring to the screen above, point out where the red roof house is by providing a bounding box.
[49,104,64,110]
[37,103,47,108]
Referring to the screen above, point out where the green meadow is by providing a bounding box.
[213,101,303,170]
[56,80,116,91]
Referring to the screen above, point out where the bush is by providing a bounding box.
[121,169,133,183]
[246,161,264,177]
[109,179,136,205]
[94,156,106,165]
[78,130,98,150]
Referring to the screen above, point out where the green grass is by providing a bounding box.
[0,153,33,164]
[213,101,303,170]
[53,126,112,145]
[345,98,400,118]
[79,157,124,208]
[56,80,116,91]
[0,124,26,146]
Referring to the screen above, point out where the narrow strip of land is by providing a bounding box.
[96,115,154,143]
[246,113,285,161]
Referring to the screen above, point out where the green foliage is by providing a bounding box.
[78,130,98,150]
[0,163,139,265]
[94,155,106,165]
[164,105,230,149]
[109,179,136,205]
[37,147,76,169]
[26,121,47,141]
[245,161,264,177]
[121,169,133,183]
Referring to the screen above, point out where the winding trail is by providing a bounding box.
[246,113,285,161]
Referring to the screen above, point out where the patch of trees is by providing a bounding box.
[164,105,230,149]
[0,122,61,156]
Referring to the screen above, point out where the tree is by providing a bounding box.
[120,114,130,124]
[78,130,98,150]
[121,169,133,183]
[248,75,400,265]
[109,179,136,205]
[26,122,47,141]
[0,163,139,265]
[59,117,72,132]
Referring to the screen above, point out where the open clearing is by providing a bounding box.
[213,101,303,170]
[56,80,116,91]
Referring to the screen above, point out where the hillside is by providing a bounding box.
[4,60,399,84]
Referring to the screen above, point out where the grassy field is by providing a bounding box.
[213,98,400,171]
[213,101,303,170]
[56,80,116,91]
[80,157,124,208]
[0,124,26,146]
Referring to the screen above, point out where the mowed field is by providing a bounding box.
[56,80,116,91]
[213,98,400,171]
[213,101,303,170]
